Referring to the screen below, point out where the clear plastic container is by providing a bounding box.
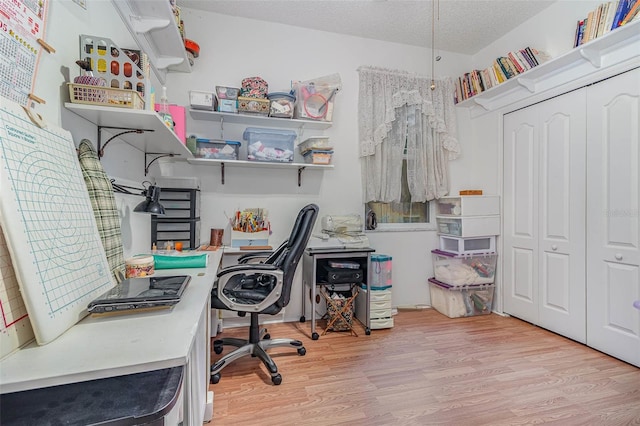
[243,127,296,162]
[195,139,240,160]
[428,278,494,318]
[431,249,496,286]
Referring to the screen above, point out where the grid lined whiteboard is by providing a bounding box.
[0,98,113,345]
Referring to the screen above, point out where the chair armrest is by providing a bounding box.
[238,252,273,264]
[215,265,283,312]
[217,263,278,278]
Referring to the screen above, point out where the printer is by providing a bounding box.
[308,214,370,249]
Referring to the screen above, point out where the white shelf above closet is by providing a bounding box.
[456,20,640,117]
[112,0,190,84]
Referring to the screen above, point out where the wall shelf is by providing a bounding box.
[65,103,193,161]
[456,20,640,117]
[186,158,333,186]
[189,109,332,131]
[112,0,190,85]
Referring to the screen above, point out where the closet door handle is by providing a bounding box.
[551,245,558,251]
[615,253,623,261]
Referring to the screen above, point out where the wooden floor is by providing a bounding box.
[209,309,640,425]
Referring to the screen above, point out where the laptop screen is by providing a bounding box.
[87,275,191,313]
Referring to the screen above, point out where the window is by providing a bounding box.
[366,151,430,229]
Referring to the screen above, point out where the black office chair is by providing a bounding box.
[210,204,319,385]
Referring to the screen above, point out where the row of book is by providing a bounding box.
[574,0,639,47]
[454,47,550,104]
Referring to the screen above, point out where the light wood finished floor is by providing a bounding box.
[209,309,640,425]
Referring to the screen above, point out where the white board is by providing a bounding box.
[0,98,113,345]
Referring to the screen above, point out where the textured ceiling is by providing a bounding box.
[179,0,557,55]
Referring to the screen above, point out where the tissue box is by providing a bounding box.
[231,230,269,248]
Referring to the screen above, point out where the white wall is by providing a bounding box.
[162,9,470,316]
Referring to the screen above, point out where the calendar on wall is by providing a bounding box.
[0,0,49,106]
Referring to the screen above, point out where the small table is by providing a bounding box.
[301,246,375,340]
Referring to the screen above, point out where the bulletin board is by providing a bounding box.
[0,97,113,345]
[0,0,49,106]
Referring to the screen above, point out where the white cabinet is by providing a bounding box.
[503,68,640,366]
[355,288,393,329]
[586,69,640,367]
[435,195,500,216]
[503,88,587,343]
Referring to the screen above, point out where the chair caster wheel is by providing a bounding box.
[210,373,221,384]
[300,316,306,323]
[263,333,271,340]
[272,374,282,385]
[312,332,319,340]
[213,344,223,354]
[365,328,371,335]
[297,347,306,356]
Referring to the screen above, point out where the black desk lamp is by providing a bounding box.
[111,180,165,215]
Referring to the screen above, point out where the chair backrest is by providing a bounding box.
[274,203,319,308]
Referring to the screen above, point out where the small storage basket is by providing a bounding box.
[68,83,145,109]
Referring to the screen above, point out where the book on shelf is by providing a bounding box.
[574,0,638,47]
[602,1,617,35]
[621,0,640,24]
[612,0,637,29]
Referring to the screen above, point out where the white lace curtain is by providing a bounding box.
[358,66,459,203]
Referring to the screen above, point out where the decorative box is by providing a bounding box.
[237,96,270,115]
[231,230,269,248]
[218,98,237,113]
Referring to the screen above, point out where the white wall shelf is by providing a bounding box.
[456,20,640,117]
[65,103,193,171]
[186,157,333,186]
[189,109,333,131]
[112,0,190,85]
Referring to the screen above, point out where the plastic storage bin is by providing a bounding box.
[439,235,496,255]
[428,278,494,318]
[436,215,500,237]
[303,150,333,164]
[243,127,296,163]
[195,139,240,160]
[267,92,295,118]
[436,196,500,216]
[370,254,392,289]
[215,86,240,100]
[431,249,496,286]
[298,136,332,153]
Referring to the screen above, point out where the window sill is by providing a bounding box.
[366,224,438,233]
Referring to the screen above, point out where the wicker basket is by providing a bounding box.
[68,83,145,110]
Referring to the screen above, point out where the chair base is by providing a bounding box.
[210,315,306,385]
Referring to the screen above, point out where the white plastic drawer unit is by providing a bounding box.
[439,235,496,255]
[355,288,393,329]
[436,195,500,216]
[436,215,500,237]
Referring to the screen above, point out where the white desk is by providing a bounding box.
[0,250,222,424]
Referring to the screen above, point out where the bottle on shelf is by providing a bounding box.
[158,86,174,130]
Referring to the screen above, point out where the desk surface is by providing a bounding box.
[306,246,376,255]
[0,251,222,394]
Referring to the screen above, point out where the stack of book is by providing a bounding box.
[454,47,550,104]
[574,0,640,47]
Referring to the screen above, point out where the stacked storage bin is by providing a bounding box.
[356,254,393,329]
[430,196,500,318]
[151,188,200,250]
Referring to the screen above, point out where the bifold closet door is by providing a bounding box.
[504,89,587,343]
[586,68,640,367]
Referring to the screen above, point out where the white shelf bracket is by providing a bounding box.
[517,78,536,93]
[129,16,171,34]
[472,97,491,110]
[155,56,185,70]
[579,47,602,68]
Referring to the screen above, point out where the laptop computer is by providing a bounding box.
[87,275,191,314]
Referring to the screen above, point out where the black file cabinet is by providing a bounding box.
[151,188,201,250]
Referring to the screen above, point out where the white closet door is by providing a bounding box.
[504,89,586,342]
[537,90,586,343]
[586,68,640,367]
[504,106,539,324]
